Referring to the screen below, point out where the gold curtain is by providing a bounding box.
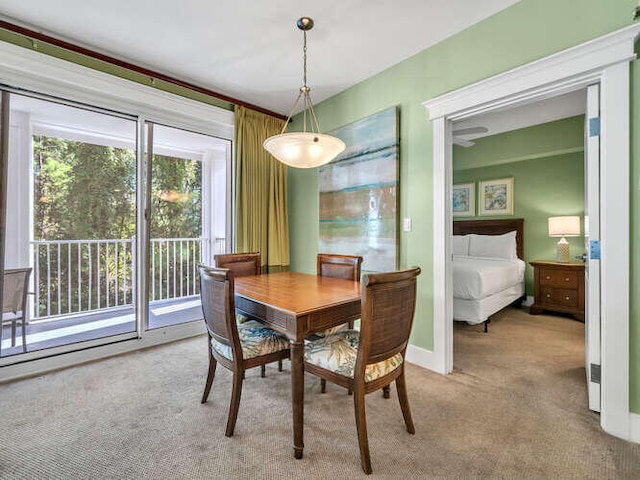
[234,106,289,271]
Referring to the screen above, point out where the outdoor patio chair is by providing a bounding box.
[2,267,32,353]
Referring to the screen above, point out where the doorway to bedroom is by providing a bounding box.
[424,25,635,441]
[449,87,595,414]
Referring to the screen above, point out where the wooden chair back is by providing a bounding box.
[2,268,31,315]
[317,253,363,281]
[198,266,241,359]
[214,252,261,277]
[357,267,421,369]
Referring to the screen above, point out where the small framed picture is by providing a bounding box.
[452,183,475,217]
[479,177,514,216]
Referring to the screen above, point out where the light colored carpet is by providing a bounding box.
[1,308,639,479]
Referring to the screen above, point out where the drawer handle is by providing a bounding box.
[545,276,551,280]
[565,296,570,300]
[564,277,570,282]
[546,294,551,298]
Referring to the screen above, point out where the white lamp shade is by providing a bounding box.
[548,216,581,237]
[263,132,346,169]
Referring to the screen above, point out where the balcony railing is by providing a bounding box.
[30,237,226,320]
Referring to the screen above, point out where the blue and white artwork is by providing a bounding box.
[318,107,399,272]
[479,177,514,216]
[453,183,475,217]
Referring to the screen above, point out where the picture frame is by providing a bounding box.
[478,177,514,216]
[452,183,475,217]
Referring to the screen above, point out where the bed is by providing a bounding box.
[452,219,526,332]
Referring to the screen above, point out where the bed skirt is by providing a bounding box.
[453,282,525,324]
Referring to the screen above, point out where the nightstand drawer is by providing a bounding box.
[539,268,579,289]
[540,287,578,308]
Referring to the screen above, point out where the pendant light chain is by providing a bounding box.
[303,30,307,88]
[264,16,345,168]
[301,28,322,135]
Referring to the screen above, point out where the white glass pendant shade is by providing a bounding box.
[264,132,345,169]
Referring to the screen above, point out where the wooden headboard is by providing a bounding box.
[453,219,525,260]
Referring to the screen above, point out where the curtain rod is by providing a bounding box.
[0,19,287,121]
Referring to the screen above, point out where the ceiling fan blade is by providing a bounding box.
[452,138,475,148]
[452,126,488,136]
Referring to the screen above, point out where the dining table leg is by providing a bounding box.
[291,339,305,459]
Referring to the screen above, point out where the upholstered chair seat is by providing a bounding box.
[212,320,290,361]
[305,330,403,382]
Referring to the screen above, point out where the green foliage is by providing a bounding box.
[32,135,203,315]
[151,154,202,239]
[33,136,138,241]
[33,136,202,241]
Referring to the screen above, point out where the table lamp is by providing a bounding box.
[548,216,581,263]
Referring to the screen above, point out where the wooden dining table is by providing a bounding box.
[234,271,361,459]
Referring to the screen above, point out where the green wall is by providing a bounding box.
[288,0,640,412]
[453,116,585,171]
[454,155,585,295]
[453,116,586,295]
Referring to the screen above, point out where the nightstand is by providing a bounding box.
[529,260,585,322]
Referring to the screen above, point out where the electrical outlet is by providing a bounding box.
[402,218,412,232]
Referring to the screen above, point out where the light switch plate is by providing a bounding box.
[402,218,412,232]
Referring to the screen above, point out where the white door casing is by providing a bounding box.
[585,83,601,413]
[423,23,640,441]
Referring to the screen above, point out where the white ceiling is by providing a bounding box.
[0,0,521,116]
[453,89,587,144]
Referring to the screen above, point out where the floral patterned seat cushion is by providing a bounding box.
[211,320,289,360]
[308,322,352,340]
[304,330,403,382]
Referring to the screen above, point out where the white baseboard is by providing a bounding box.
[630,412,640,443]
[406,343,443,373]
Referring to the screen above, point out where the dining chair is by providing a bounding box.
[198,265,290,437]
[213,252,280,375]
[1,267,32,354]
[304,267,421,474]
[214,252,261,278]
[316,253,363,393]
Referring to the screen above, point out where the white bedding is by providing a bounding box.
[452,256,525,300]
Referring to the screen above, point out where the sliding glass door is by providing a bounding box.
[145,122,229,329]
[0,90,231,362]
[1,91,138,358]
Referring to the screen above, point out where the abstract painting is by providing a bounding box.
[452,183,475,217]
[318,107,399,272]
[478,177,514,216]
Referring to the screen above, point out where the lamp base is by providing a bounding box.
[556,237,570,263]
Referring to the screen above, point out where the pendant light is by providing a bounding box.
[263,17,346,168]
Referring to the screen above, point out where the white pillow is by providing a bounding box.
[468,231,517,260]
[452,235,469,256]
